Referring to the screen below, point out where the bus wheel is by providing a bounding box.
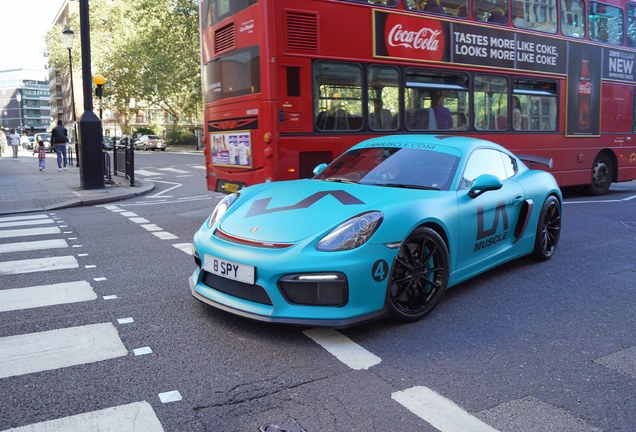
[588,153,613,195]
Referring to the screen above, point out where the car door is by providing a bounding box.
[457,148,525,271]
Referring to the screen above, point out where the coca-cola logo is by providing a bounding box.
[578,81,592,95]
[380,13,445,62]
[388,24,442,52]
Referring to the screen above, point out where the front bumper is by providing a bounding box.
[190,230,397,327]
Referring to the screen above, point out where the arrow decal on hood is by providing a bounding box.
[245,190,365,218]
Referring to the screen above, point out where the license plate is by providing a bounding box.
[204,254,255,284]
[223,182,240,193]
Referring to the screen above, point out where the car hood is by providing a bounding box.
[218,179,436,243]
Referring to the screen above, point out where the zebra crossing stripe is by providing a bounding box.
[158,167,189,174]
[0,218,55,229]
[3,401,164,432]
[0,214,49,223]
[0,256,79,275]
[0,239,68,254]
[303,328,381,370]
[0,281,97,312]
[0,323,128,379]
[0,227,61,239]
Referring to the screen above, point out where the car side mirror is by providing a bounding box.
[468,174,503,198]
[313,163,328,176]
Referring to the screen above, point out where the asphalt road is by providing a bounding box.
[0,150,634,431]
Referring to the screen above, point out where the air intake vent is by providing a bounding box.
[214,23,235,54]
[285,10,318,52]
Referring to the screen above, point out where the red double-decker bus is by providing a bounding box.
[200,0,636,194]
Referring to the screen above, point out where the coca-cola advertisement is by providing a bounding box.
[567,46,601,136]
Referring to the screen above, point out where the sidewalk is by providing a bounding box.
[0,149,154,216]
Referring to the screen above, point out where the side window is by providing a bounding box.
[405,0,469,17]
[368,66,399,131]
[462,148,509,187]
[314,62,363,131]
[628,3,636,47]
[589,1,624,45]
[474,75,509,131]
[404,69,469,131]
[513,0,557,32]
[562,0,586,38]
[513,79,558,131]
[501,153,518,178]
[474,0,508,23]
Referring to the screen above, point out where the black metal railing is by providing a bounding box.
[112,137,135,186]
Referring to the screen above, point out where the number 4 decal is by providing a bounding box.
[372,260,389,282]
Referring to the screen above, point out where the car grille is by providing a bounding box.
[278,273,348,306]
[201,271,272,305]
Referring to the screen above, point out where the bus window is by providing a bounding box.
[314,62,363,131]
[203,0,257,27]
[561,0,586,38]
[627,3,636,47]
[404,69,469,131]
[474,0,508,23]
[589,1,624,45]
[203,46,260,102]
[368,66,399,131]
[345,0,399,5]
[512,0,557,32]
[405,0,469,17]
[513,80,558,131]
[474,75,509,131]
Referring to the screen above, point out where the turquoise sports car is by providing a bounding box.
[190,135,562,327]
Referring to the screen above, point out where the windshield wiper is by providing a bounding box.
[379,183,440,191]
[324,177,358,184]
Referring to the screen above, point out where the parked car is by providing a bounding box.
[190,135,562,327]
[136,135,166,151]
[33,133,52,152]
[103,136,114,150]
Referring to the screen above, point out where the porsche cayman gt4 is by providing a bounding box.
[190,135,562,327]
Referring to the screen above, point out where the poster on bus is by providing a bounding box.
[210,131,253,168]
[566,45,601,136]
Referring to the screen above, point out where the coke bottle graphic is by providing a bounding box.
[578,52,591,131]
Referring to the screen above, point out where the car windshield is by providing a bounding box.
[148,135,160,140]
[314,147,460,191]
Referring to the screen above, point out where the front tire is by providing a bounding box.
[388,227,449,322]
[588,153,613,195]
[532,196,561,261]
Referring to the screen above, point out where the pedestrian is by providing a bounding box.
[20,133,30,151]
[7,128,21,160]
[0,129,6,158]
[37,140,46,172]
[51,120,69,171]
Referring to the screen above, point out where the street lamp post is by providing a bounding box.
[77,0,104,189]
[15,92,23,133]
[63,27,79,167]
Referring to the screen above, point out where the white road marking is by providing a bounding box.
[190,165,206,170]
[158,390,182,404]
[0,214,49,223]
[94,277,107,282]
[0,323,128,379]
[149,180,182,198]
[0,256,79,275]
[153,231,178,240]
[173,243,193,255]
[103,205,120,210]
[3,401,164,432]
[103,295,118,300]
[85,264,97,269]
[392,386,500,432]
[129,217,150,224]
[303,328,381,370]
[565,194,636,205]
[0,239,68,254]
[0,218,55,229]
[120,211,138,217]
[0,226,61,239]
[133,346,153,356]
[158,167,189,174]
[117,317,134,324]
[135,169,163,177]
[141,224,163,232]
[0,281,97,312]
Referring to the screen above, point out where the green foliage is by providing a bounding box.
[134,127,154,136]
[45,0,202,134]
[167,129,196,146]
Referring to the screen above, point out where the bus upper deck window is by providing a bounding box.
[589,1,624,45]
[561,0,586,38]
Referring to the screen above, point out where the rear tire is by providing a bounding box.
[588,153,613,195]
[532,196,561,261]
[388,227,449,322]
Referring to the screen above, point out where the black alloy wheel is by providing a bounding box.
[532,195,561,261]
[588,153,613,195]
[388,227,449,322]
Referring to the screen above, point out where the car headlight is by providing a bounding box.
[316,211,383,252]
[207,193,239,228]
